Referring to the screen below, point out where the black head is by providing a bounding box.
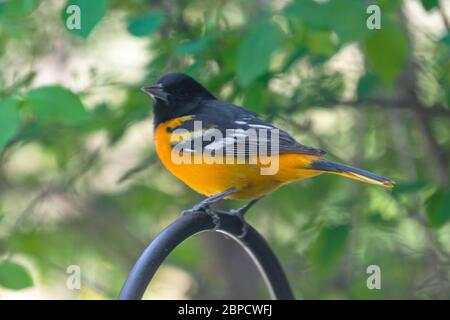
[142,73,215,125]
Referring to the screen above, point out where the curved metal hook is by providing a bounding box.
[118,210,294,300]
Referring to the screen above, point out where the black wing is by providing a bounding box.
[169,100,326,157]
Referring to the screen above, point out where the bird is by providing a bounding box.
[142,73,394,218]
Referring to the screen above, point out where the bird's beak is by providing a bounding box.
[141,84,169,103]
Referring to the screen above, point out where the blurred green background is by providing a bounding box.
[0,0,449,299]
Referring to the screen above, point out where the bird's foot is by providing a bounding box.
[227,208,249,239]
[182,204,221,229]
[182,188,237,217]
[181,203,210,216]
[226,198,261,238]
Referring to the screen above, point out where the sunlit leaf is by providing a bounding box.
[27,86,90,125]
[176,36,211,55]
[306,30,336,56]
[364,23,409,85]
[0,261,33,290]
[236,22,282,86]
[1,0,38,17]
[285,0,368,43]
[127,11,165,37]
[0,98,20,150]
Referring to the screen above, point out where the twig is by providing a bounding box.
[439,0,450,30]
[310,98,450,118]
[6,150,100,241]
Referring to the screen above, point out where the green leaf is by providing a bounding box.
[309,224,350,275]
[364,23,409,85]
[392,180,427,196]
[0,260,33,290]
[243,79,268,113]
[0,98,21,150]
[282,46,307,72]
[329,1,369,43]
[306,31,336,56]
[420,0,438,11]
[27,86,90,125]
[426,190,450,228]
[1,0,38,17]
[127,11,165,37]
[236,22,282,86]
[441,34,450,47]
[176,36,211,55]
[285,0,368,43]
[356,74,381,99]
[63,0,108,38]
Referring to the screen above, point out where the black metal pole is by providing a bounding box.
[118,210,294,300]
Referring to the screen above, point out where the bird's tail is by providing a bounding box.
[309,160,394,187]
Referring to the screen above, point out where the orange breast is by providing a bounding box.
[154,119,322,200]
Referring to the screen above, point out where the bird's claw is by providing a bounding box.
[228,209,249,239]
[182,205,221,229]
[182,193,259,237]
[181,203,210,216]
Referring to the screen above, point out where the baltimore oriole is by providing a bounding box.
[142,73,394,216]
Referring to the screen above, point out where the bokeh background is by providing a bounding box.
[0,0,449,299]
